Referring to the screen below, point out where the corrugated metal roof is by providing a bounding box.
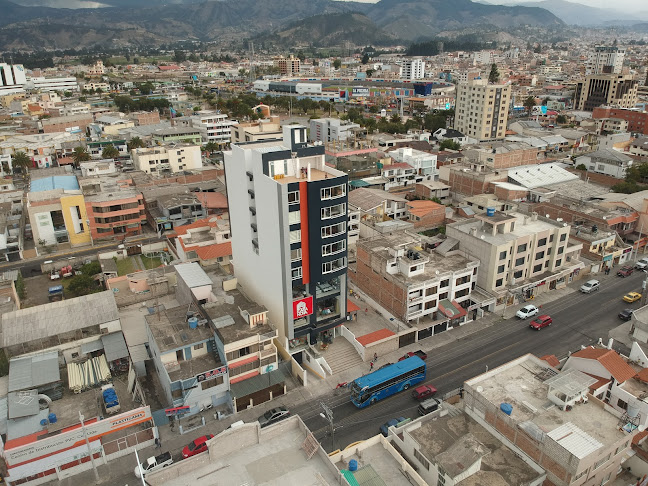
[547,422,603,459]
[81,339,104,355]
[175,262,213,288]
[8,352,60,392]
[102,332,129,362]
[1,290,119,347]
[128,344,150,363]
[8,390,39,419]
[352,465,388,486]
[545,368,597,396]
[507,164,579,189]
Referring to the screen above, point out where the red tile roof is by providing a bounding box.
[633,430,648,445]
[637,368,648,384]
[356,329,395,346]
[195,192,228,209]
[347,299,360,313]
[383,162,413,170]
[406,200,444,217]
[195,242,232,261]
[572,347,637,383]
[539,355,560,368]
[583,372,612,392]
[172,216,223,236]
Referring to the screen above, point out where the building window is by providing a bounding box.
[538,238,547,246]
[535,251,545,260]
[291,248,302,261]
[413,449,430,470]
[321,222,346,238]
[288,211,301,225]
[288,191,300,204]
[533,264,542,272]
[617,398,628,410]
[515,257,525,266]
[292,267,302,280]
[321,203,346,219]
[495,278,503,287]
[517,243,527,252]
[321,184,346,200]
[556,259,562,267]
[499,251,507,260]
[322,240,346,256]
[193,343,204,350]
[558,246,564,255]
[514,270,523,279]
[290,230,301,243]
[560,233,567,242]
[322,257,347,274]
[497,265,505,274]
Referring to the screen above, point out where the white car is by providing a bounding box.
[580,280,600,294]
[636,258,648,271]
[516,305,539,319]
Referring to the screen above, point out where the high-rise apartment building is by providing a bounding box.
[0,63,26,87]
[275,55,301,76]
[454,78,510,141]
[574,74,638,111]
[224,126,349,353]
[401,59,425,80]
[586,46,625,74]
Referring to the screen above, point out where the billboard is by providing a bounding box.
[196,365,228,383]
[293,296,313,319]
[352,87,370,97]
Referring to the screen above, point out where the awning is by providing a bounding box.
[350,180,370,188]
[101,332,129,362]
[230,367,286,398]
[81,339,104,355]
[347,299,360,313]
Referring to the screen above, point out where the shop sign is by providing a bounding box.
[293,296,313,319]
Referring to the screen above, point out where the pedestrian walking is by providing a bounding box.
[370,361,374,371]
[373,352,378,362]
[155,437,161,449]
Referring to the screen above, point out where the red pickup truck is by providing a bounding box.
[399,350,427,362]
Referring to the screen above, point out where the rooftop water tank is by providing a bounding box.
[188,317,199,329]
[40,419,48,427]
[48,413,57,424]
[349,459,358,472]
[486,207,495,217]
[500,403,513,416]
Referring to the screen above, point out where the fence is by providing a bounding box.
[103,427,156,459]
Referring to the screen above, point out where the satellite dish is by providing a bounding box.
[476,386,484,393]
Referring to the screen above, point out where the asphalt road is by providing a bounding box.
[295,271,646,452]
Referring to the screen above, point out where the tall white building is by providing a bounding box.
[190,111,236,147]
[132,144,202,174]
[587,46,625,75]
[0,63,26,87]
[401,59,425,80]
[454,78,510,141]
[224,125,350,354]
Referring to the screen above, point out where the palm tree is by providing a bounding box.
[127,137,145,152]
[72,146,91,167]
[11,151,31,175]
[101,144,119,159]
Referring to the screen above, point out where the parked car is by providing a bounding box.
[380,417,407,437]
[182,434,214,458]
[134,452,173,478]
[412,385,437,400]
[529,315,552,330]
[516,305,539,319]
[399,350,428,362]
[618,266,634,277]
[619,309,634,321]
[623,292,642,303]
[636,258,648,270]
[258,406,290,428]
[580,280,600,293]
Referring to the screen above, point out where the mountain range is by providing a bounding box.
[0,0,564,50]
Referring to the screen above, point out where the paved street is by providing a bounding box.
[65,269,645,484]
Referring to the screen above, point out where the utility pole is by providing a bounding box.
[79,411,100,482]
[320,402,334,450]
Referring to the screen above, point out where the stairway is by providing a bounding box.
[321,337,364,375]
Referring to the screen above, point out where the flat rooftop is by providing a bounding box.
[450,212,564,245]
[466,355,626,449]
[409,407,542,485]
[145,417,341,486]
[204,289,273,344]
[146,305,215,354]
[276,167,342,185]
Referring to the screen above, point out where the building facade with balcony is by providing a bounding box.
[225,125,350,355]
[188,111,236,147]
[147,193,207,234]
[132,144,202,175]
[446,211,583,306]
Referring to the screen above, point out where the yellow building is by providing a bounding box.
[61,194,91,246]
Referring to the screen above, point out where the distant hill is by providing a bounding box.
[512,0,648,26]
[0,0,564,50]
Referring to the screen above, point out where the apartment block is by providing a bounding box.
[401,59,425,80]
[464,354,636,486]
[185,111,235,146]
[309,118,361,143]
[41,113,93,134]
[80,176,145,242]
[132,144,202,174]
[225,126,349,353]
[454,78,511,141]
[275,55,300,76]
[231,116,282,144]
[574,74,638,111]
[587,46,625,75]
[151,127,202,145]
[355,233,482,330]
[446,212,583,303]
[592,106,648,135]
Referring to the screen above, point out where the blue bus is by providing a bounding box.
[350,356,426,408]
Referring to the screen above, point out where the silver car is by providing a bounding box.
[580,280,600,293]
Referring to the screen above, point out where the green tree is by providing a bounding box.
[368,105,379,114]
[72,146,91,166]
[188,53,199,62]
[296,50,306,62]
[101,144,119,159]
[439,139,461,151]
[127,136,145,152]
[11,151,31,175]
[366,68,375,78]
[362,53,370,65]
[556,114,567,124]
[488,63,500,83]
[333,59,342,70]
[81,261,102,276]
[15,273,25,300]
[204,142,219,154]
[173,50,187,63]
[575,164,587,170]
[63,91,72,98]
[67,274,99,297]
[423,113,446,133]
[524,96,536,114]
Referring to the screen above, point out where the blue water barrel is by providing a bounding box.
[40,419,48,426]
[349,459,358,472]
[500,403,513,416]
[48,413,57,424]
[188,317,198,329]
[486,207,495,216]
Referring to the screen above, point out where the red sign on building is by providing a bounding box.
[293,296,313,319]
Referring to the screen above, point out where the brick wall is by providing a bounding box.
[492,148,540,169]
[493,185,528,201]
[355,247,407,320]
[411,208,445,228]
[448,171,507,196]
[566,168,623,187]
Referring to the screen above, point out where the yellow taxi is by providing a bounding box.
[623,292,642,303]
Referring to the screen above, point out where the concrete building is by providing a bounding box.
[151,127,202,145]
[464,354,637,486]
[592,106,648,135]
[574,74,638,112]
[146,192,207,234]
[231,115,282,144]
[587,46,625,75]
[224,126,349,354]
[446,211,583,304]
[275,55,300,76]
[414,181,451,204]
[28,76,79,93]
[0,63,27,87]
[173,216,232,269]
[41,113,93,134]
[189,111,236,146]
[132,144,202,174]
[401,59,425,80]
[387,146,438,183]
[129,110,161,126]
[575,149,633,179]
[309,118,362,143]
[354,233,485,336]
[79,159,117,177]
[454,78,511,141]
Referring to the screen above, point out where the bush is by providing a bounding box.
[575,164,587,171]
[67,274,99,297]
[81,261,102,276]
